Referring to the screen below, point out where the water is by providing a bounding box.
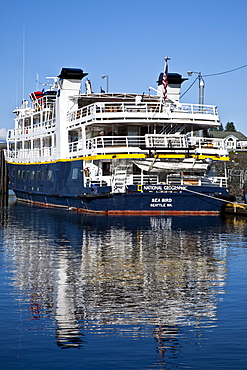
[0,198,246,369]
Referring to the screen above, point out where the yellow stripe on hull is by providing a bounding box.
[6,153,229,166]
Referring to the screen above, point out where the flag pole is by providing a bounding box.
[162,56,170,103]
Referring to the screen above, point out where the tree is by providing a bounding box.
[209,123,223,131]
[225,122,236,131]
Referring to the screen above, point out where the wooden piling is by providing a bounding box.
[0,144,8,207]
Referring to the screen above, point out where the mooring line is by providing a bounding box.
[184,188,246,208]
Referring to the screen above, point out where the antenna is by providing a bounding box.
[36,73,39,90]
[46,77,59,90]
[16,82,18,107]
[22,23,25,102]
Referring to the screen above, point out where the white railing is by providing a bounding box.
[145,134,188,148]
[8,119,56,138]
[68,102,162,121]
[167,174,228,188]
[30,96,56,112]
[5,147,57,162]
[68,134,228,158]
[67,101,219,123]
[132,174,158,185]
[69,136,146,154]
[7,134,227,159]
[189,136,226,150]
[85,178,109,187]
[208,177,228,188]
[175,103,218,115]
[85,174,159,188]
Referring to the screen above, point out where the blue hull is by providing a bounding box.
[7,161,228,215]
[13,189,226,214]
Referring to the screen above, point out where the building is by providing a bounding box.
[210,131,247,150]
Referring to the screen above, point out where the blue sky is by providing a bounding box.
[0,0,246,139]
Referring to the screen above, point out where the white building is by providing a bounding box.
[210,131,247,150]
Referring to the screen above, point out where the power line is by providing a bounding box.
[180,76,198,99]
[202,64,247,77]
[181,63,247,99]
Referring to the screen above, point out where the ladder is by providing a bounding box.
[112,166,128,193]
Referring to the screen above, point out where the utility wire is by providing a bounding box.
[202,64,247,77]
[180,76,198,99]
[181,63,247,98]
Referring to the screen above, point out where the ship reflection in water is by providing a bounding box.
[2,203,228,351]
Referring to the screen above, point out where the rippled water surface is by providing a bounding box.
[1,199,247,369]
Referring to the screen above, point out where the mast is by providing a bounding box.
[22,23,25,103]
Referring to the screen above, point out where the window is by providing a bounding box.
[226,137,235,149]
[47,170,53,180]
[72,168,79,180]
[102,162,111,176]
[31,171,35,179]
[36,171,41,180]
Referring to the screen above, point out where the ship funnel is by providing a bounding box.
[58,68,88,80]
[58,68,88,92]
[157,73,187,102]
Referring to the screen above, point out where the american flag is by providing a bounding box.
[162,59,168,100]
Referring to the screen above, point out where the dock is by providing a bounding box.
[0,144,8,207]
[225,202,247,216]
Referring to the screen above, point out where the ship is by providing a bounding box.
[5,62,231,214]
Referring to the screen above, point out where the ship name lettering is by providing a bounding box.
[143,185,187,191]
[163,186,187,191]
[143,185,163,191]
[150,203,167,208]
[151,198,172,203]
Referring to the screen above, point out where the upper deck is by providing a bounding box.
[67,94,220,131]
[5,92,225,164]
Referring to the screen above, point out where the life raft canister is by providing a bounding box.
[30,91,43,102]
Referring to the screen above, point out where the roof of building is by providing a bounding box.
[210,131,247,141]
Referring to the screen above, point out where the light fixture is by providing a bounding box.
[187,71,205,106]
[101,75,109,93]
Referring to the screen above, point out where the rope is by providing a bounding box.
[184,187,243,207]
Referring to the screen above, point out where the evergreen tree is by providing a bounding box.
[225,122,236,131]
[209,123,223,131]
